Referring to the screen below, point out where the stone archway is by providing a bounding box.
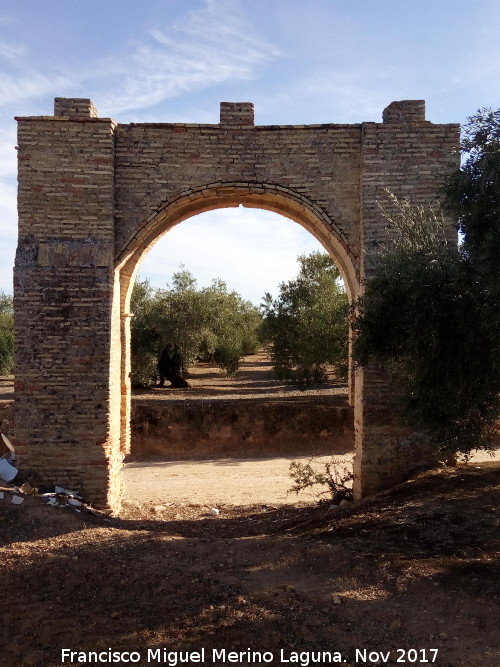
[14,98,460,510]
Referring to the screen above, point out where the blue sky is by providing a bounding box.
[1,0,499,303]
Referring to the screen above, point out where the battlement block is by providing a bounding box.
[220,102,254,128]
[54,97,99,118]
[383,100,426,124]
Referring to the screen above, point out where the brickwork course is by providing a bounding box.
[14,98,460,511]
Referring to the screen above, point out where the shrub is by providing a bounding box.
[353,187,500,459]
[289,458,353,504]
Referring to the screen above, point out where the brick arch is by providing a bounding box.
[14,97,460,510]
[116,183,360,466]
[116,181,359,304]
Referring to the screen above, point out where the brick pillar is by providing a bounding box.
[54,97,99,118]
[382,99,426,125]
[352,105,460,498]
[14,100,122,510]
[220,102,255,128]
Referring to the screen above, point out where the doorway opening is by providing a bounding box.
[118,198,357,510]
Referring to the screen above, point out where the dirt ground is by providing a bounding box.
[1,460,499,667]
[1,357,500,666]
[131,350,349,404]
[122,452,497,508]
[123,455,353,507]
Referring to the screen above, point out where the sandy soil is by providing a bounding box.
[123,448,498,510]
[123,454,354,507]
[1,461,500,667]
[1,356,500,666]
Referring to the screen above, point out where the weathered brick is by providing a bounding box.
[14,98,460,511]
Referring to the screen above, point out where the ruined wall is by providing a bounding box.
[14,98,460,510]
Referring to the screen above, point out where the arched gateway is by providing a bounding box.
[14,98,459,510]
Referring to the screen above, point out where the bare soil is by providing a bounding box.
[132,349,349,403]
[1,356,499,666]
[123,454,354,507]
[1,461,499,667]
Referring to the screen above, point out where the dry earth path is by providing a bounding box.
[122,448,499,510]
[1,353,500,667]
[123,454,354,507]
[1,461,500,667]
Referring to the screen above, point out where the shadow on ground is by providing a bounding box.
[1,462,499,667]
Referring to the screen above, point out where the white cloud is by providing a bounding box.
[0,181,18,239]
[165,0,279,62]
[0,40,25,59]
[0,1,280,116]
[0,127,17,178]
[256,61,417,125]
[137,208,326,304]
[99,0,281,115]
[0,71,79,108]
[0,179,18,292]
[0,242,14,291]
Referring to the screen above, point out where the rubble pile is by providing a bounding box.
[0,431,96,514]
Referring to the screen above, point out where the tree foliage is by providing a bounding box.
[444,107,500,307]
[0,292,14,375]
[262,252,349,388]
[130,268,262,387]
[446,108,500,250]
[354,109,500,458]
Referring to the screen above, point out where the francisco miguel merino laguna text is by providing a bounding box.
[61,647,347,665]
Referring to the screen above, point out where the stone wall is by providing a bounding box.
[14,98,460,510]
[113,116,362,264]
[355,107,461,495]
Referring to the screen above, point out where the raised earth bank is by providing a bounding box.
[129,351,353,460]
[131,397,353,459]
[0,353,354,462]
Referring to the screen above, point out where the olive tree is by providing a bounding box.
[262,252,349,388]
[130,268,262,387]
[354,106,500,460]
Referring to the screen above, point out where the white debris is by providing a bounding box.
[54,485,81,498]
[0,491,4,499]
[0,457,18,483]
[1,433,16,460]
[46,497,58,507]
[68,498,82,507]
[210,508,220,516]
[11,495,24,505]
